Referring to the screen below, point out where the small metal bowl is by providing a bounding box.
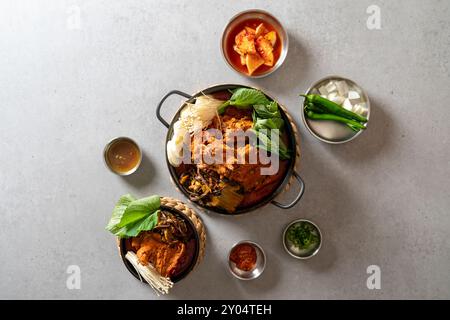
[221,9,289,78]
[301,75,371,144]
[228,240,266,280]
[283,219,322,259]
[103,137,142,176]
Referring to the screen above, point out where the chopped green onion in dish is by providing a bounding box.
[286,221,319,250]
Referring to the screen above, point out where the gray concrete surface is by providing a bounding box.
[1,0,449,299]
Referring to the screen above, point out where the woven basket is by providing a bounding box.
[279,103,301,189]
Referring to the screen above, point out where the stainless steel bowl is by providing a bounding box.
[103,137,142,176]
[221,9,289,78]
[283,219,322,259]
[228,240,266,280]
[301,75,371,144]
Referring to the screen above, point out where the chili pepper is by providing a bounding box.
[306,110,366,130]
[301,94,368,123]
[304,102,324,114]
[346,123,361,132]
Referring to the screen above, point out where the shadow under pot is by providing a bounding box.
[156,84,305,215]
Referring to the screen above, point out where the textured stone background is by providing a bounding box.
[1,0,449,299]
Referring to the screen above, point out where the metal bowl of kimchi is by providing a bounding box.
[156,84,305,215]
[221,9,289,78]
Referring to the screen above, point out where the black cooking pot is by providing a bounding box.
[118,205,200,283]
[156,84,305,215]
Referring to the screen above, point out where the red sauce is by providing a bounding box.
[225,18,282,76]
[172,238,196,276]
[238,162,288,208]
[230,243,257,271]
[124,233,197,279]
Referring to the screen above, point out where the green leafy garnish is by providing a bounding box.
[253,101,281,119]
[253,117,284,131]
[287,222,319,249]
[251,100,290,160]
[218,88,291,159]
[105,194,161,238]
[254,129,290,160]
[218,88,270,114]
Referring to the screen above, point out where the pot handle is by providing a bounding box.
[156,90,192,128]
[271,171,305,209]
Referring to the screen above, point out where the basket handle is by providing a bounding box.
[271,171,305,209]
[156,90,192,128]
